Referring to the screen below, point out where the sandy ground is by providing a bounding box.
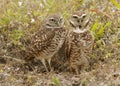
[0,60,120,86]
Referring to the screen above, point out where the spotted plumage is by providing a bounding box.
[25,14,67,72]
[66,11,94,74]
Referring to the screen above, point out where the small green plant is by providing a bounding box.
[10,29,24,44]
[91,20,99,34]
[81,78,87,86]
[110,0,120,9]
[0,15,10,26]
[91,21,111,40]
[52,77,61,86]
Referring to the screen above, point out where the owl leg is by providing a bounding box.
[48,58,53,72]
[41,59,49,72]
[80,52,90,72]
[70,64,79,74]
[75,68,79,75]
[70,66,79,74]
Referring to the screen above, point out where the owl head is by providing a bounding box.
[45,14,65,29]
[70,11,89,30]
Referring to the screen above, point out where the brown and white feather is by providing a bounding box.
[66,11,94,74]
[25,14,67,72]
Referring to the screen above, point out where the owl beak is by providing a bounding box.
[76,26,80,30]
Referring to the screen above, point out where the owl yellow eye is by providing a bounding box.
[49,18,55,22]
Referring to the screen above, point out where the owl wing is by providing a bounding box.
[31,28,55,51]
[65,31,72,59]
[24,28,56,61]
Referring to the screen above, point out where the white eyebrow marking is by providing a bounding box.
[72,15,79,18]
[80,14,86,18]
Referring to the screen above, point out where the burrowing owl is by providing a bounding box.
[25,14,67,72]
[66,11,94,74]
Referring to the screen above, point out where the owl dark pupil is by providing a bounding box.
[81,19,83,22]
[82,15,86,18]
[50,19,55,22]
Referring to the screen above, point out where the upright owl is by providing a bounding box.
[25,14,67,72]
[66,11,94,74]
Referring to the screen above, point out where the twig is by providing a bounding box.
[2,56,26,64]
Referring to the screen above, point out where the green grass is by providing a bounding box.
[110,0,120,9]
[52,77,61,86]
[91,21,111,40]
